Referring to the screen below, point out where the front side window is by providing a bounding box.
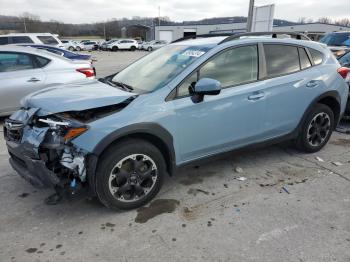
[264,44,300,77]
[199,45,258,88]
[0,52,35,72]
[112,45,211,93]
[37,36,59,45]
[176,45,258,97]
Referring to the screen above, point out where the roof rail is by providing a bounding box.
[219,31,311,44]
[171,33,234,43]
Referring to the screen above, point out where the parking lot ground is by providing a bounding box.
[87,50,148,78]
[0,51,350,262]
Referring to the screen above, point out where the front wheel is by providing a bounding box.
[76,46,81,51]
[130,46,136,51]
[68,46,75,51]
[148,47,153,52]
[295,103,334,153]
[112,46,119,52]
[95,139,165,210]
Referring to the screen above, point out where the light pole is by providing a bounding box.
[246,0,254,32]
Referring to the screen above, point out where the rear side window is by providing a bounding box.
[264,44,300,77]
[0,52,35,72]
[308,48,324,65]
[11,36,34,44]
[0,37,9,45]
[34,55,51,68]
[298,47,312,69]
[37,36,59,45]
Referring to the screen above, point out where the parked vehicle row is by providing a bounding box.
[0,33,64,48]
[3,32,349,211]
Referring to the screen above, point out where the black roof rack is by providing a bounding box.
[171,33,234,43]
[219,31,311,44]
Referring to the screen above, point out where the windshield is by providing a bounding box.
[339,51,350,66]
[320,33,350,47]
[112,45,210,93]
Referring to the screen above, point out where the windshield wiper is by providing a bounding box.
[100,78,134,92]
[113,81,134,92]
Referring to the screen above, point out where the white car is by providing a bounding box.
[61,40,85,51]
[0,33,64,48]
[0,46,95,116]
[82,41,99,51]
[107,39,138,51]
[142,40,168,51]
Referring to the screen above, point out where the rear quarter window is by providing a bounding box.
[308,48,324,65]
[298,47,312,69]
[37,36,59,45]
[264,44,300,77]
[34,55,51,68]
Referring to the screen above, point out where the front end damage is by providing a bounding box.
[4,108,93,200]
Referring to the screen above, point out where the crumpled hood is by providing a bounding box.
[22,80,135,116]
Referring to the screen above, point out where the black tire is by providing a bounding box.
[96,139,166,210]
[130,46,136,51]
[112,46,119,52]
[296,103,334,153]
[76,46,81,51]
[148,47,153,52]
[68,46,75,51]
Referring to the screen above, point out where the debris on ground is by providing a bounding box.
[236,177,247,181]
[234,167,244,173]
[332,161,343,166]
[315,157,325,162]
[282,187,290,194]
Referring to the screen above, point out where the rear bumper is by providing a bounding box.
[7,140,60,188]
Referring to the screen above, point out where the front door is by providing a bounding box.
[169,45,267,163]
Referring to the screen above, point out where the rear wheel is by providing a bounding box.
[148,47,153,52]
[112,46,119,52]
[68,46,75,51]
[296,103,334,153]
[130,46,136,51]
[96,139,165,210]
[76,46,81,51]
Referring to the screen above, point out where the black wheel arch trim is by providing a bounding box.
[296,90,341,135]
[92,122,176,174]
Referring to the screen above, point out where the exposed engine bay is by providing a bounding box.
[3,98,134,202]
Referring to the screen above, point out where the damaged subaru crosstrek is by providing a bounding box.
[4,33,349,210]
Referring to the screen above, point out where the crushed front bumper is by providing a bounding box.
[7,141,60,188]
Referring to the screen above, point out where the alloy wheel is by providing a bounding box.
[306,112,331,147]
[108,154,158,202]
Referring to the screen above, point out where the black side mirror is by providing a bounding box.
[191,78,221,103]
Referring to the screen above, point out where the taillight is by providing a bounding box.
[76,68,95,78]
[337,67,349,79]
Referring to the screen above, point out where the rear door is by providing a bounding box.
[260,44,322,138]
[0,52,46,114]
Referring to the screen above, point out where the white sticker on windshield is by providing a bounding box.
[181,50,206,57]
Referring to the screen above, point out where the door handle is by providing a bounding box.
[248,92,265,101]
[306,81,319,88]
[27,77,41,83]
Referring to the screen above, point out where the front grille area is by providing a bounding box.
[4,119,24,142]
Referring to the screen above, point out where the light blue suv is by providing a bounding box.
[4,33,349,210]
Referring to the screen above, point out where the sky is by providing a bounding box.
[0,0,348,24]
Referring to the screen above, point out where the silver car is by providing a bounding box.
[143,40,168,51]
[0,46,95,116]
